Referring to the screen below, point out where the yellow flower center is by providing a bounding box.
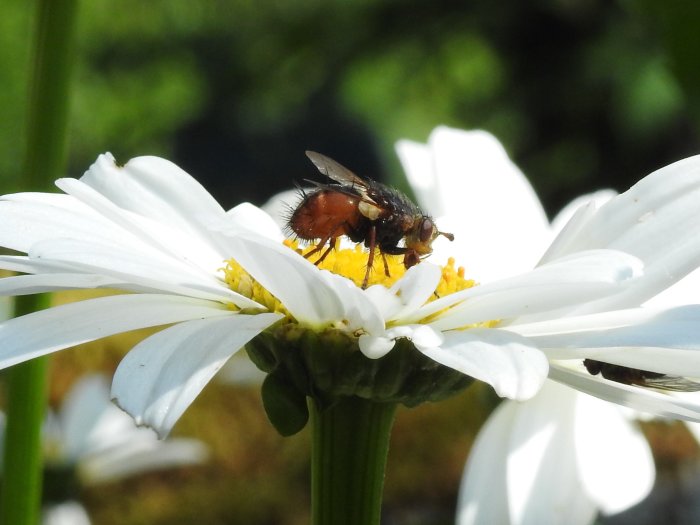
[221,239,476,319]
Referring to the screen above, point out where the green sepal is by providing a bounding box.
[260,371,309,437]
[246,322,475,428]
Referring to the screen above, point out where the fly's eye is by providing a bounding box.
[419,218,435,243]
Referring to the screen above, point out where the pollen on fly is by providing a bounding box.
[286,151,454,289]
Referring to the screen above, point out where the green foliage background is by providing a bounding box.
[2,0,700,524]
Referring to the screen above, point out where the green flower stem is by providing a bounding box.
[1,1,79,523]
[0,298,51,525]
[310,396,397,525]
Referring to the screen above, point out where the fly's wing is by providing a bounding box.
[306,151,367,188]
[305,151,383,218]
[638,376,700,392]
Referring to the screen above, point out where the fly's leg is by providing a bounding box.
[314,238,338,265]
[362,225,377,289]
[304,234,332,260]
[381,252,390,277]
[303,224,344,263]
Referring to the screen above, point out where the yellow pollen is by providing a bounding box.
[285,239,475,299]
[221,240,485,326]
[221,259,289,315]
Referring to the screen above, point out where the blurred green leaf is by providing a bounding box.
[635,0,700,127]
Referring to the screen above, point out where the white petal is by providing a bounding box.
[358,334,396,359]
[112,312,282,438]
[506,383,598,525]
[59,375,114,460]
[397,127,550,281]
[0,294,232,369]
[549,190,617,237]
[387,263,442,320]
[358,324,444,360]
[550,364,700,421]
[418,328,549,400]
[28,237,255,307]
[645,266,700,308]
[77,153,225,236]
[0,255,83,274]
[362,284,403,320]
[56,177,226,272]
[400,324,444,349]
[515,305,700,377]
[415,249,642,330]
[0,273,125,295]
[225,235,342,324]
[457,400,512,525]
[42,501,91,525]
[0,193,115,253]
[394,138,444,215]
[225,234,383,331]
[360,263,441,323]
[327,271,385,334]
[79,437,208,484]
[215,202,285,241]
[574,390,654,514]
[544,155,700,311]
[0,256,204,296]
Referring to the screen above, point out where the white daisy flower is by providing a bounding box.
[395,126,700,524]
[43,374,207,484]
[0,146,700,442]
[42,501,91,525]
[396,126,700,418]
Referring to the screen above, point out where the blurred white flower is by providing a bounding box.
[43,374,207,485]
[0,374,208,525]
[42,500,91,525]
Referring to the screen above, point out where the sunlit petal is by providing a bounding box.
[545,155,700,312]
[77,153,225,234]
[457,400,512,525]
[419,329,548,400]
[505,383,597,525]
[0,294,232,369]
[419,249,642,330]
[397,126,550,281]
[574,390,654,514]
[112,312,282,437]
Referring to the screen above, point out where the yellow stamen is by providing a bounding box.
[221,259,289,315]
[221,240,479,319]
[286,240,476,300]
[435,257,476,297]
[288,240,406,288]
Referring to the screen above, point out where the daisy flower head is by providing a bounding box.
[1,145,699,442]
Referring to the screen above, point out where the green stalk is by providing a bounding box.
[310,397,397,525]
[1,1,79,523]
